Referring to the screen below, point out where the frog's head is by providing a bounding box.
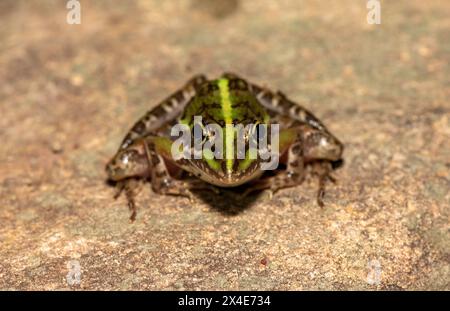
[301,127,343,162]
[179,78,271,186]
[106,142,150,181]
[183,125,267,187]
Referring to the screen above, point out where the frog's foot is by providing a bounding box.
[239,180,271,199]
[152,179,196,202]
[240,138,307,199]
[310,161,337,207]
[114,178,143,222]
[187,180,221,195]
[240,169,306,199]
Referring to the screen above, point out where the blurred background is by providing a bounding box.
[0,0,448,290]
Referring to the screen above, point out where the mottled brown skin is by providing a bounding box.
[106,73,343,221]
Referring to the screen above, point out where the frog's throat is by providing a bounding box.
[218,78,234,173]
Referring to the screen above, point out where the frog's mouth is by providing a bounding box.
[181,158,264,187]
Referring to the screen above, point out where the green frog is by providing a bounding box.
[106,73,343,220]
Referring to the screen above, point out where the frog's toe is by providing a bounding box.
[325,172,337,184]
[317,188,325,208]
[113,181,125,199]
[239,181,270,199]
[128,202,137,222]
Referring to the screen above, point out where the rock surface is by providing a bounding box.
[0,0,449,290]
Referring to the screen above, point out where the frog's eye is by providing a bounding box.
[204,128,216,142]
[248,122,260,144]
[192,123,204,140]
[256,123,267,140]
[201,130,209,145]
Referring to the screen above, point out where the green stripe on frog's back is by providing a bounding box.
[217,78,234,173]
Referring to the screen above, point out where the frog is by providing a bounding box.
[106,73,343,221]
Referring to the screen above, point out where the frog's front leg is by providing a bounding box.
[241,136,306,198]
[144,138,206,200]
[113,178,143,222]
[242,123,342,206]
[310,161,337,207]
[106,135,216,220]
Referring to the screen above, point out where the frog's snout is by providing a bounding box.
[324,137,344,160]
[106,147,150,181]
[303,131,343,162]
[105,159,120,181]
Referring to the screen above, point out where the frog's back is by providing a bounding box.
[180,78,269,126]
